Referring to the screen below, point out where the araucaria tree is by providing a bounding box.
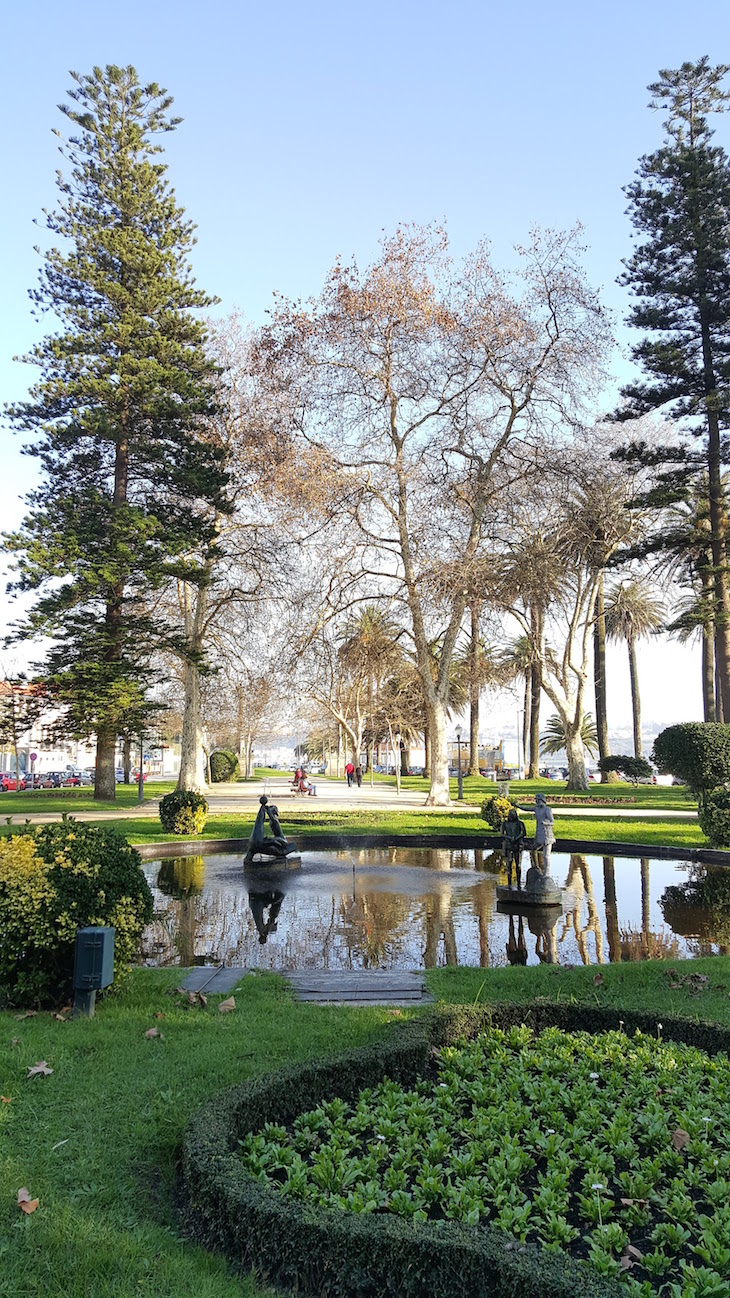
[617,58,730,716]
[4,66,229,799]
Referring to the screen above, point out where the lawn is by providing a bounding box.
[3,959,730,1298]
[0,780,176,819]
[101,808,709,852]
[334,772,698,811]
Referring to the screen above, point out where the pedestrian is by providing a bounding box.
[355,763,362,788]
[345,760,354,787]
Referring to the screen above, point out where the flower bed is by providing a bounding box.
[182,1005,730,1298]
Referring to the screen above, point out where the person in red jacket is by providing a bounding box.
[345,761,355,787]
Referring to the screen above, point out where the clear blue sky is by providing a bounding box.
[2,0,728,728]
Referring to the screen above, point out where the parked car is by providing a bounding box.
[115,769,125,783]
[0,772,28,791]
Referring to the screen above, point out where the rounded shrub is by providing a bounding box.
[159,790,209,835]
[480,794,514,829]
[698,789,730,847]
[0,820,153,1007]
[597,755,653,784]
[209,749,240,783]
[653,722,730,800]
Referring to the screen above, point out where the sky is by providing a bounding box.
[2,0,729,743]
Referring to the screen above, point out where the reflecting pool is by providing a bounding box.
[139,847,730,970]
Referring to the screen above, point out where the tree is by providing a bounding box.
[256,225,610,804]
[4,65,229,800]
[597,754,653,784]
[605,580,664,758]
[0,676,46,783]
[617,58,730,715]
[540,712,599,759]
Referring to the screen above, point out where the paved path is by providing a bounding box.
[5,775,698,823]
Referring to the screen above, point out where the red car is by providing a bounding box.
[0,773,27,791]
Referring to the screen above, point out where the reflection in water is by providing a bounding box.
[660,867,730,955]
[138,848,723,971]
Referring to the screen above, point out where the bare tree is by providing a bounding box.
[254,224,610,804]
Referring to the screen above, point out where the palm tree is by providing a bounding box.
[540,713,599,759]
[605,582,664,759]
[499,636,537,777]
[339,606,404,777]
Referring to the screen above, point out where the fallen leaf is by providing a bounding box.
[218,997,236,1014]
[593,973,604,987]
[624,1244,643,1262]
[11,1038,20,1048]
[620,1198,648,1207]
[53,1013,68,1023]
[144,1027,163,1039]
[15,1011,37,1022]
[672,1127,690,1151]
[1,1096,11,1103]
[619,1255,635,1271]
[26,1061,53,1079]
[17,1188,39,1215]
[153,1011,165,1020]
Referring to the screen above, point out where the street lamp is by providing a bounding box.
[455,725,464,800]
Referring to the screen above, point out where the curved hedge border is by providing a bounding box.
[182,1003,730,1298]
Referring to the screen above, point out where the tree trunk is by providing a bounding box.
[628,638,642,758]
[565,726,588,790]
[716,662,725,723]
[468,603,480,775]
[594,571,617,782]
[528,659,541,778]
[522,672,531,776]
[423,722,430,780]
[400,741,409,777]
[95,727,117,800]
[236,686,245,760]
[177,658,208,792]
[424,701,450,806]
[122,735,132,783]
[603,857,620,963]
[703,618,716,721]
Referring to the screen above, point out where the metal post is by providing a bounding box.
[138,733,145,803]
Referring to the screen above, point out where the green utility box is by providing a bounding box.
[73,926,115,991]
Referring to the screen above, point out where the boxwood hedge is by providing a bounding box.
[181,1003,730,1298]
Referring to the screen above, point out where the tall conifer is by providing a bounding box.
[617,58,730,714]
[5,65,229,798]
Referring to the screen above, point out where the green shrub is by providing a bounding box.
[480,795,514,829]
[159,790,209,835]
[653,723,730,801]
[698,789,730,847]
[183,1004,730,1298]
[209,749,240,783]
[0,820,153,1007]
[597,755,653,784]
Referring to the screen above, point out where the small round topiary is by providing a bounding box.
[159,790,209,836]
[209,749,240,783]
[480,794,515,829]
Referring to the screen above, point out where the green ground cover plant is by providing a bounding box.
[0,780,177,817]
[237,1024,730,1293]
[4,964,730,1298]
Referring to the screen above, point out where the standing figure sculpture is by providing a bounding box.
[532,793,555,872]
[244,795,299,866]
[500,808,528,890]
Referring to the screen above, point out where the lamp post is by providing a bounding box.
[455,725,464,800]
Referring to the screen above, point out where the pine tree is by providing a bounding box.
[5,65,229,799]
[617,57,730,714]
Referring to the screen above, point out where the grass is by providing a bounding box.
[4,959,730,1298]
[0,780,176,817]
[95,808,708,852]
[337,772,697,811]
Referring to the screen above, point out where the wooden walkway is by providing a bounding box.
[286,970,433,1006]
[179,966,433,1006]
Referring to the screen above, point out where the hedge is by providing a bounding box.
[181,1003,730,1298]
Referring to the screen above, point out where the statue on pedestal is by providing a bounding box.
[244,795,300,866]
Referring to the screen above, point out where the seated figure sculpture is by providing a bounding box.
[244,795,299,866]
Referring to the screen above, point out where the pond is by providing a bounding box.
[139,847,730,970]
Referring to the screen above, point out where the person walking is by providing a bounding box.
[354,763,363,788]
[345,760,354,788]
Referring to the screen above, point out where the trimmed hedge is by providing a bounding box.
[209,749,240,783]
[182,1003,730,1298]
[159,790,208,835]
[653,722,730,801]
